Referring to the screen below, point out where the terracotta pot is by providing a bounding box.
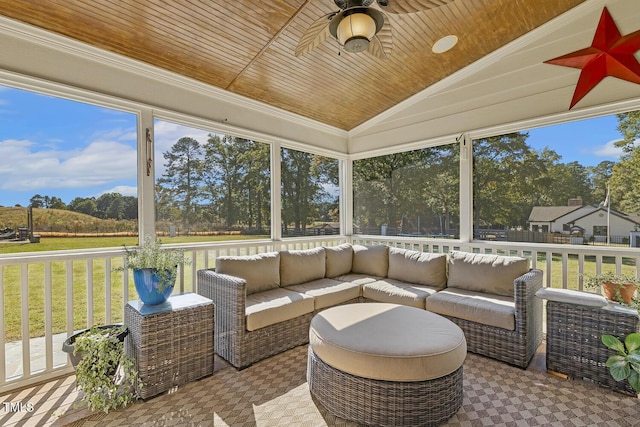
[602,281,637,304]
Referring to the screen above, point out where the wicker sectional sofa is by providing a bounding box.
[196,243,543,369]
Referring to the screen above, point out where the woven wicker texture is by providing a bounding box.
[546,300,640,395]
[438,269,544,368]
[125,294,214,399]
[197,269,313,368]
[198,267,543,369]
[307,347,463,426]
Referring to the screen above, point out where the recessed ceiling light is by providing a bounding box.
[432,35,458,54]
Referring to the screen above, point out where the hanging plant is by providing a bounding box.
[73,325,142,413]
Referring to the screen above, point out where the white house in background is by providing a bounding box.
[528,197,640,240]
[528,198,594,234]
[571,207,640,241]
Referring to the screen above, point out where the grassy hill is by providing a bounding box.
[0,207,136,235]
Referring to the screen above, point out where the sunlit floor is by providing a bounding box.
[1,342,639,427]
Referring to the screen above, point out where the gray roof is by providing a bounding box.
[571,207,640,225]
[528,206,583,222]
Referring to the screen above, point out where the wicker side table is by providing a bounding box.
[125,292,214,399]
[545,296,639,395]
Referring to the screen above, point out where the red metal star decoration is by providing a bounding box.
[545,7,640,109]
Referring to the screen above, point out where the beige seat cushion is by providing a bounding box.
[334,273,379,285]
[324,243,353,278]
[287,278,361,310]
[362,278,439,309]
[352,245,389,277]
[448,251,529,297]
[425,287,516,330]
[216,252,280,295]
[387,247,447,289]
[280,247,325,286]
[245,288,314,331]
[309,303,466,381]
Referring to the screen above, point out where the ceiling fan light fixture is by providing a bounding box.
[337,11,376,52]
[330,7,385,53]
[432,35,458,54]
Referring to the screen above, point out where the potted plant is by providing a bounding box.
[584,272,640,305]
[62,324,128,369]
[602,333,640,394]
[118,236,189,305]
[63,324,141,413]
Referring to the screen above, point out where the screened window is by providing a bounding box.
[0,85,138,253]
[353,144,459,238]
[281,148,339,238]
[472,111,640,247]
[154,120,271,241]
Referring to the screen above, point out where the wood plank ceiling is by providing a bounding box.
[0,0,586,130]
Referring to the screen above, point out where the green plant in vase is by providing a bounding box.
[118,236,189,305]
[584,272,640,306]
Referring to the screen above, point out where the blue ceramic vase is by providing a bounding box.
[133,268,175,305]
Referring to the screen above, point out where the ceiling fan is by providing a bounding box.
[295,0,455,59]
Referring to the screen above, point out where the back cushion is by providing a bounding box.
[387,247,447,289]
[447,251,529,297]
[216,252,280,295]
[325,243,354,278]
[280,247,326,286]
[352,245,389,277]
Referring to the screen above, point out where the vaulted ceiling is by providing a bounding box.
[0,0,587,131]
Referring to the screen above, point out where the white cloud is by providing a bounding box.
[154,120,211,153]
[91,127,136,141]
[94,185,138,198]
[153,121,212,176]
[0,121,222,195]
[0,132,137,191]
[119,131,137,141]
[593,138,625,158]
[593,138,640,158]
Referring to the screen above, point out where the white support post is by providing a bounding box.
[138,108,156,243]
[340,158,353,239]
[271,141,282,243]
[459,133,473,243]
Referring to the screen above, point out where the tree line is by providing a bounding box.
[21,112,640,237]
[155,134,338,235]
[353,112,640,235]
[28,193,137,220]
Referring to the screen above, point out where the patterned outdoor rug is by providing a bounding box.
[3,344,639,426]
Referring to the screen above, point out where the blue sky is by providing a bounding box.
[0,85,630,207]
[525,114,625,166]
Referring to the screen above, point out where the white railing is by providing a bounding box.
[0,236,347,394]
[1,234,638,394]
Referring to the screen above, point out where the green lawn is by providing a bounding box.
[1,235,269,341]
[0,238,636,342]
[0,234,266,254]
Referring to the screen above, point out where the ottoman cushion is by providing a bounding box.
[309,303,466,381]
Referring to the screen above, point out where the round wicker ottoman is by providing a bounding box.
[307,303,467,427]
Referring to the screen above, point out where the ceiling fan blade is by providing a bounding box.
[295,12,337,57]
[368,16,392,59]
[378,0,455,14]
